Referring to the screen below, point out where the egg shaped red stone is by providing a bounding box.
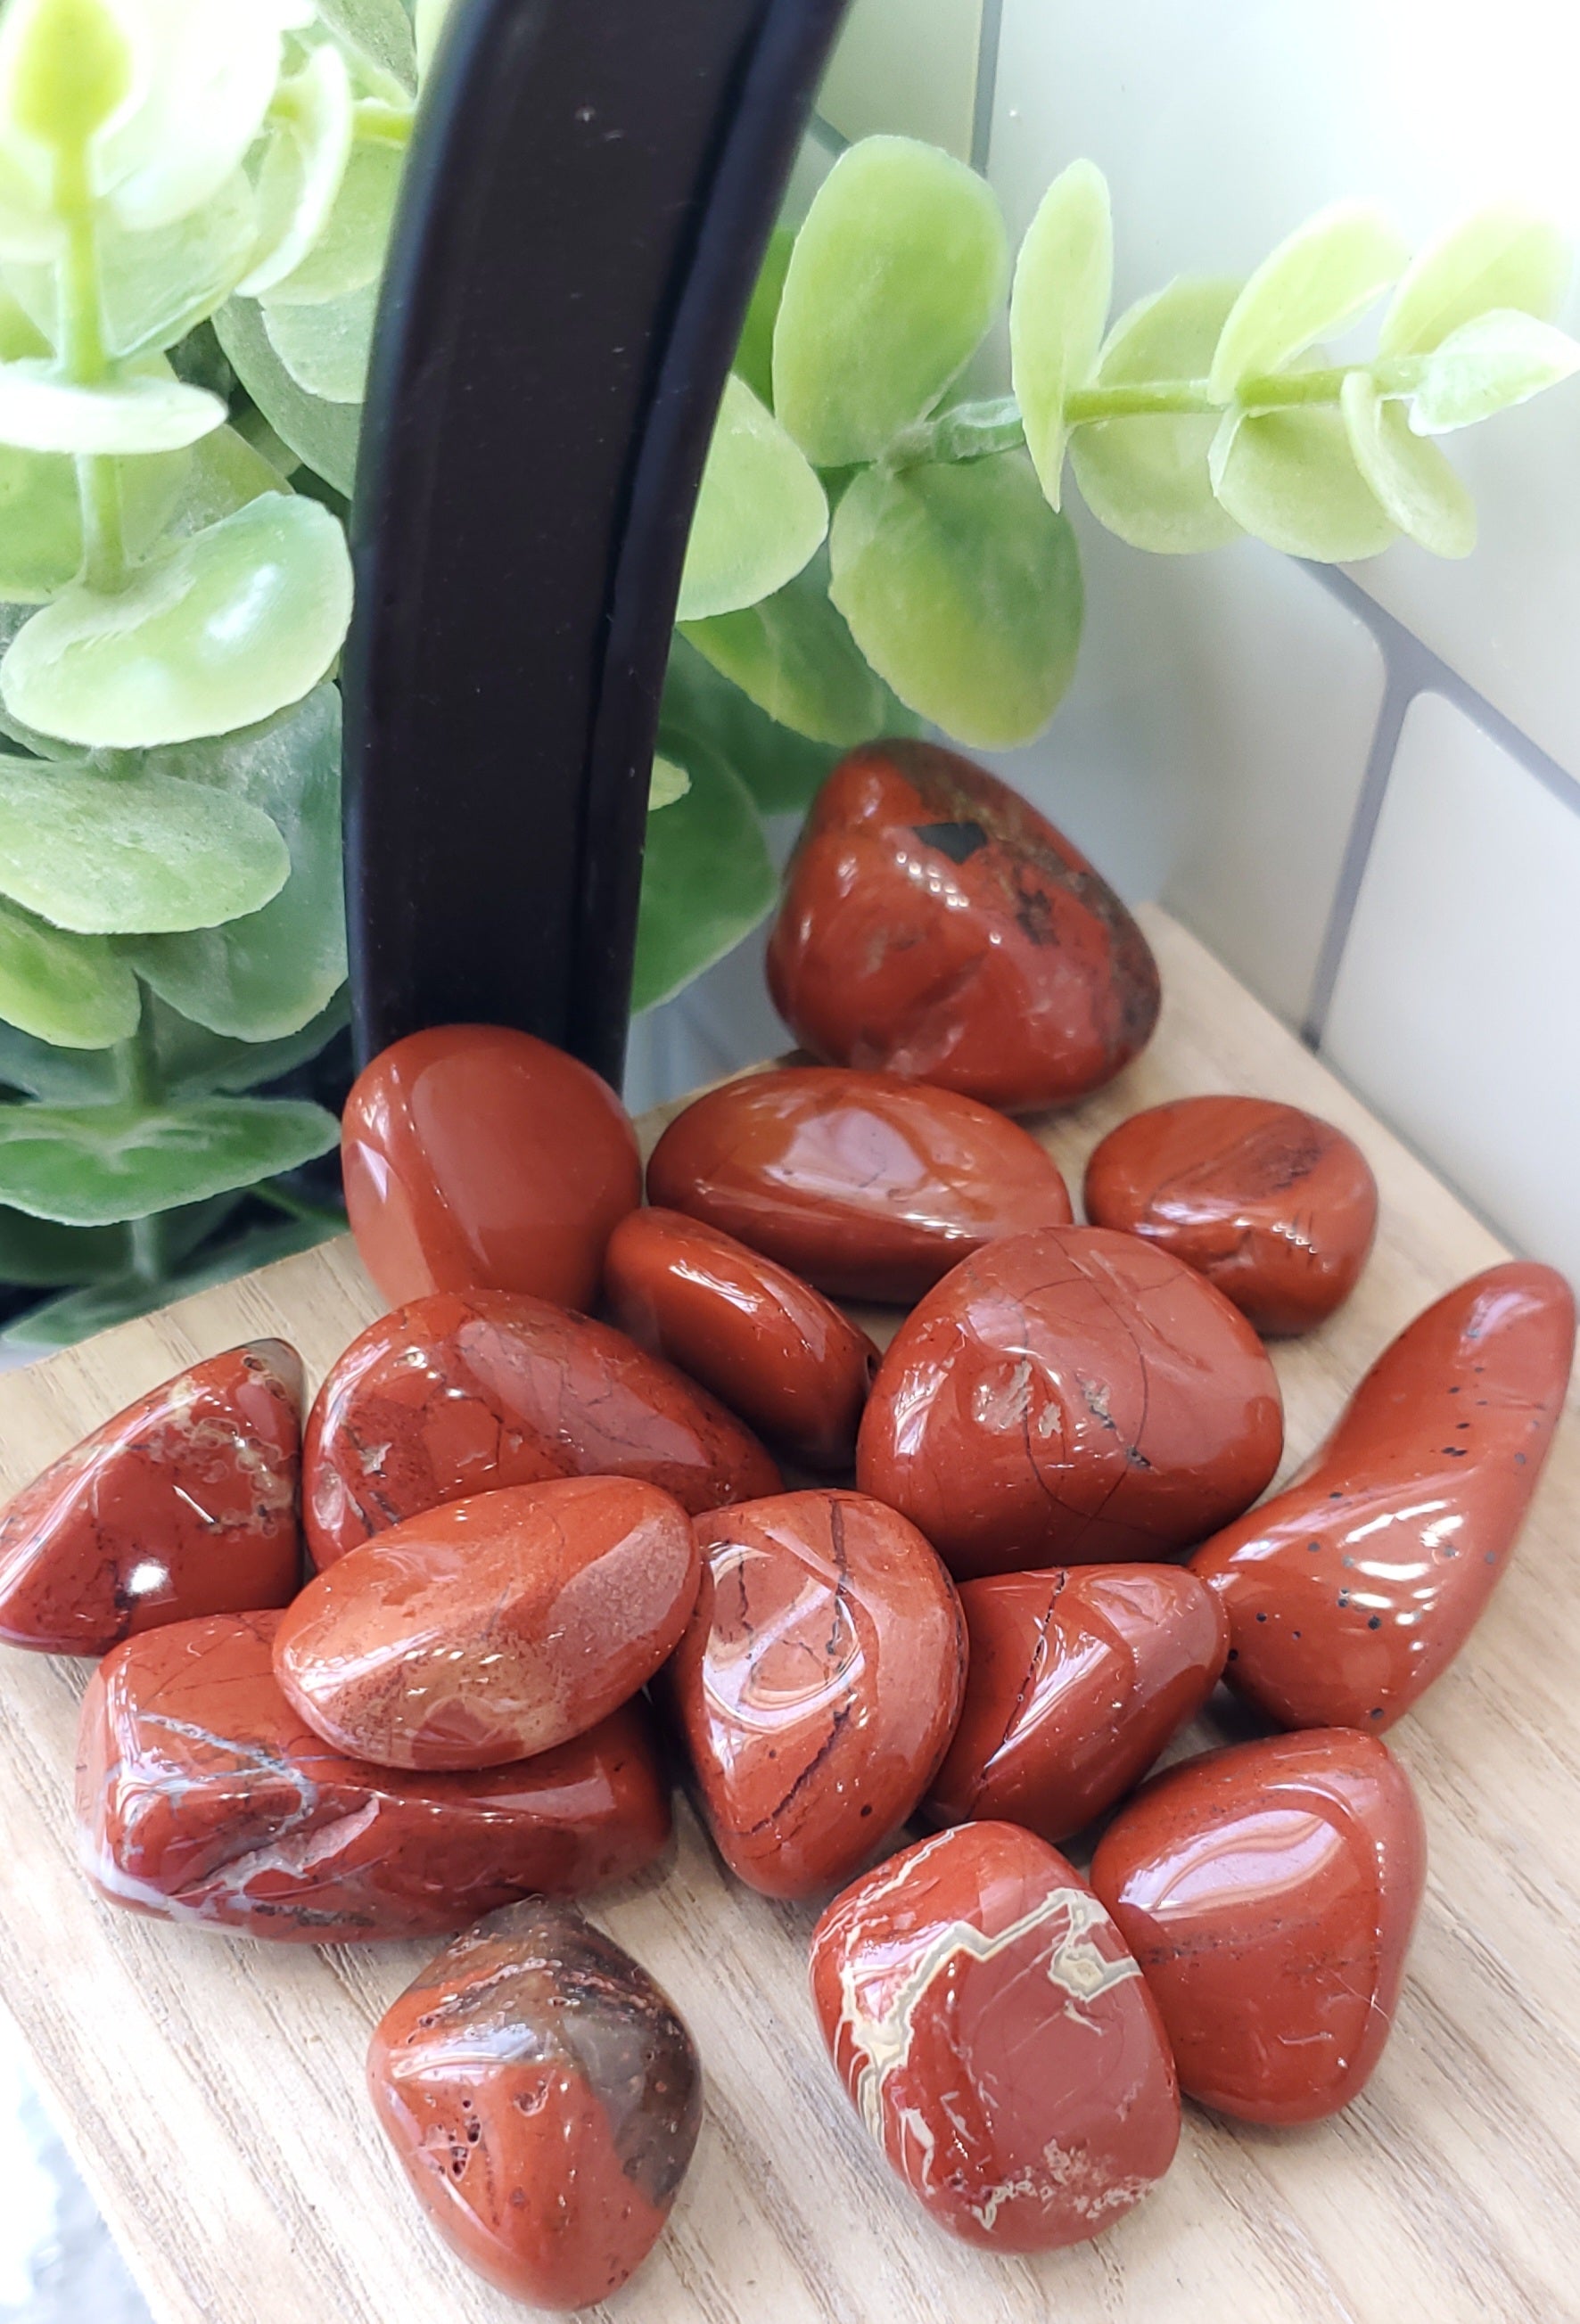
[342,1023,642,1310]
[646,1066,1073,1302]
[669,1490,966,1899]
[368,1899,701,2310]
[809,1820,1179,2249]
[1090,1729,1427,2123]
[1192,1260,1575,1731]
[1084,1095,1378,1335]
[303,1289,780,1568]
[767,742,1161,1112]
[275,1476,701,1770]
[0,1341,301,1656]
[924,1565,1229,1844]
[603,1208,879,1470]
[76,1612,670,1942]
[858,1226,1283,1579]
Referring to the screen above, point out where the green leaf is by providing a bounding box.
[415,0,453,81]
[261,275,378,402]
[127,684,348,1039]
[0,1094,340,1224]
[648,756,689,811]
[1009,159,1112,509]
[828,451,1082,748]
[1409,308,1580,433]
[773,135,1008,466]
[4,169,262,359]
[0,896,139,1045]
[0,1204,128,1286]
[661,633,842,817]
[1209,406,1395,561]
[150,986,349,1097]
[0,755,289,932]
[317,0,420,98]
[213,295,359,493]
[677,374,827,624]
[0,494,352,746]
[0,1018,120,1100]
[93,0,300,237]
[735,226,794,408]
[1340,372,1474,556]
[1069,276,1244,553]
[0,439,189,600]
[257,136,400,307]
[0,0,134,168]
[1209,203,1409,398]
[1380,206,1571,357]
[241,44,356,300]
[161,422,289,538]
[633,729,775,1014]
[3,1212,342,1349]
[679,549,911,748]
[0,361,225,454]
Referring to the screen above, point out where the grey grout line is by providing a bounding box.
[1300,655,1413,1052]
[971,0,1006,173]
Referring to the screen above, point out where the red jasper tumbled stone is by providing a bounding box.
[1090,1729,1427,2123]
[341,1023,642,1311]
[303,1288,780,1568]
[602,1208,879,1470]
[809,1821,1179,2249]
[1084,1094,1379,1335]
[0,1342,301,1656]
[858,1225,1283,1579]
[276,1476,700,1770]
[767,742,1161,1112]
[668,1490,966,1899]
[1192,1260,1576,1732]
[924,1565,1229,1844]
[368,1899,701,2311]
[77,1612,669,1942]
[646,1066,1073,1303]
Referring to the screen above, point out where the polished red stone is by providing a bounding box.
[0,1342,301,1656]
[646,1066,1073,1303]
[858,1226,1283,1579]
[603,1208,879,1470]
[809,1821,1178,2249]
[342,1023,642,1311]
[1192,1261,1575,1731]
[1084,1095,1378,1336]
[767,743,1161,1113]
[76,1612,669,1942]
[1090,1729,1427,2123]
[276,1476,700,1770]
[669,1490,966,1899]
[303,1289,780,1568]
[368,1899,700,2310]
[925,1566,1228,1844]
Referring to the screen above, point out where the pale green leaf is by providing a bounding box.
[662,633,841,816]
[828,450,1082,748]
[0,1093,339,1223]
[317,0,419,97]
[1069,275,1243,553]
[3,169,261,359]
[1409,308,1580,433]
[0,439,189,599]
[150,985,349,1096]
[648,755,690,812]
[1210,406,1395,560]
[1380,206,1571,357]
[4,1211,340,1347]
[415,0,455,81]
[257,135,399,306]
[213,295,358,492]
[0,1018,121,1098]
[735,225,794,409]
[240,42,356,299]
[0,895,139,1044]
[1209,202,1408,398]
[0,0,134,227]
[261,275,377,401]
[773,135,1008,466]
[1009,159,1112,509]
[1340,371,1474,556]
[679,550,910,748]
[160,421,289,538]
[677,374,827,623]
[633,730,774,1014]
[0,361,225,453]
[0,1203,129,1285]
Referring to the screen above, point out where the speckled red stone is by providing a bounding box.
[924,1565,1229,1844]
[646,1066,1073,1302]
[276,1476,701,1770]
[76,1612,669,1942]
[669,1490,966,1899]
[809,1821,1179,2249]
[0,1342,302,1656]
[368,1899,701,2309]
[1090,1729,1427,2123]
[767,742,1161,1112]
[303,1289,780,1569]
[1192,1261,1576,1731]
[1083,1095,1378,1335]
[858,1226,1283,1578]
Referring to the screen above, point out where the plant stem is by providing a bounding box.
[55,152,129,594]
[254,1181,347,1229]
[117,987,174,1285]
[885,396,1027,470]
[128,1211,174,1284]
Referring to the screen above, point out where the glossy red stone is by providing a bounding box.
[809,1821,1179,2249]
[276,1476,701,1770]
[858,1226,1283,1579]
[925,1566,1229,1844]
[76,1612,669,1942]
[646,1066,1074,1303]
[669,1490,966,1899]
[1192,1261,1575,1732]
[1084,1095,1378,1336]
[767,742,1161,1112]
[603,1207,879,1469]
[342,1023,642,1311]
[368,1900,700,2310]
[0,1342,301,1656]
[303,1289,780,1568]
[1090,1729,1427,2123]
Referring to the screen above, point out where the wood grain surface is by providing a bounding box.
[0,907,1575,2324]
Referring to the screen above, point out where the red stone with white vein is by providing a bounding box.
[808,1821,1179,2250]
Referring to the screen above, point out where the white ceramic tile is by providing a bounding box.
[1324,691,1580,1289]
[816,0,983,161]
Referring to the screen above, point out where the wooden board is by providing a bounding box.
[0,906,1576,2324]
